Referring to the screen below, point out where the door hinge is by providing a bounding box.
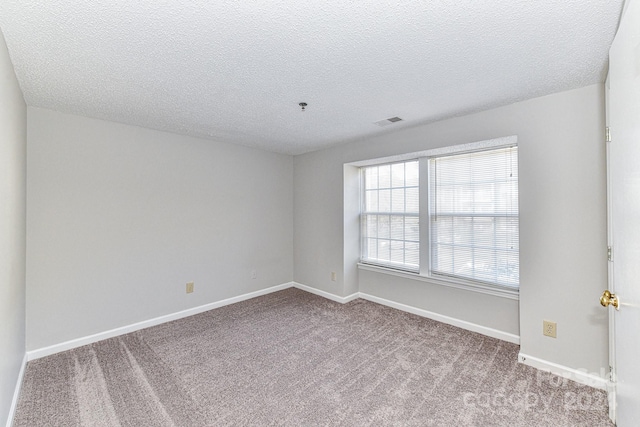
[606,127,611,143]
[607,246,613,261]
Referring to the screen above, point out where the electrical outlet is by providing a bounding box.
[543,320,557,338]
[186,281,194,294]
[331,272,336,282]
[251,270,257,279]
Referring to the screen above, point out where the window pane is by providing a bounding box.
[366,214,378,238]
[379,165,391,188]
[378,239,390,261]
[391,188,405,213]
[390,240,404,263]
[406,187,418,213]
[365,167,378,190]
[379,189,391,212]
[391,163,405,188]
[367,238,377,259]
[405,161,419,186]
[405,216,419,242]
[390,216,404,240]
[405,242,419,267]
[366,190,378,212]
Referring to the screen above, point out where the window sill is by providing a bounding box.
[357,263,519,300]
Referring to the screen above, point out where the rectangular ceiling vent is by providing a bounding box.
[374,117,403,127]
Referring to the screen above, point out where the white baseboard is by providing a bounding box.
[25,281,518,362]
[292,282,359,304]
[27,282,295,360]
[358,292,520,344]
[6,354,27,427]
[518,352,609,391]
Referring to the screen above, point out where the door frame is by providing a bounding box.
[605,73,617,424]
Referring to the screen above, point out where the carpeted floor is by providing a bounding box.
[13,288,612,426]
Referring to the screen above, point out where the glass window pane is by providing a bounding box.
[405,216,419,242]
[405,161,418,186]
[365,190,378,212]
[365,167,378,190]
[391,188,405,213]
[366,214,378,238]
[390,240,404,263]
[405,242,419,267]
[379,189,391,212]
[390,216,404,240]
[378,215,390,239]
[391,163,405,188]
[377,239,390,262]
[406,187,418,213]
[367,238,377,259]
[379,165,391,189]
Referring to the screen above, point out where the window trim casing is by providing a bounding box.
[425,144,519,288]
[355,135,519,298]
[357,262,519,300]
[359,159,420,273]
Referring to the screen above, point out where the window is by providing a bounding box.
[361,160,419,271]
[358,139,519,290]
[429,146,519,287]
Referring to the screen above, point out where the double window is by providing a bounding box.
[360,142,519,289]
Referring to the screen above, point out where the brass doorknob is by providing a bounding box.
[600,290,620,310]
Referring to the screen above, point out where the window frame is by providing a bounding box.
[426,145,519,288]
[359,159,420,273]
[356,135,519,299]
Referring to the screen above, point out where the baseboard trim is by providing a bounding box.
[25,281,519,361]
[292,282,359,304]
[358,292,520,344]
[6,353,27,427]
[518,352,609,391]
[27,282,295,361]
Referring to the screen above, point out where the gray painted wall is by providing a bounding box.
[294,84,608,374]
[26,108,294,351]
[0,29,27,427]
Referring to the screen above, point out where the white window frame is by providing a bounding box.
[360,160,420,272]
[426,145,519,288]
[355,135,519,299]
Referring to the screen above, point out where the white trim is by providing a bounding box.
[27,282,294,360]
[518,352,610,391]
[358,263,519,300]
[359,292,520,344]
[607,379,617,423]
[292,282,359,304]
[25,280,516,364]
[6,354,27,427]
[348,135,517,167]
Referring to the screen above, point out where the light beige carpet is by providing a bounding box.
[13,288,612,426]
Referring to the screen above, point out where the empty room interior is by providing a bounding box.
[2,1,639,426]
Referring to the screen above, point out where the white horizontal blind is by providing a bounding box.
[429,146,519,287]
[361,160,419,271]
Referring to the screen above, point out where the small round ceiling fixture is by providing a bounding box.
[299,102,307,112]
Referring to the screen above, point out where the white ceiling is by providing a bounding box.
[0,1,624,155]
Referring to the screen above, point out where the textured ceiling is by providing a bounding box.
[0,1,625,155]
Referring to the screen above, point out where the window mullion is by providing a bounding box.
[419,157,430,276]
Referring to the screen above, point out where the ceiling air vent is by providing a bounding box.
[374,117,403,127]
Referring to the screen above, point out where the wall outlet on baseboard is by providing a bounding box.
[251,270,257,279]
[331,272,336,282]
[543,320,557,338]
[186,281,194,294]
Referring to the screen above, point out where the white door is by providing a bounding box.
[607,0,640,425]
